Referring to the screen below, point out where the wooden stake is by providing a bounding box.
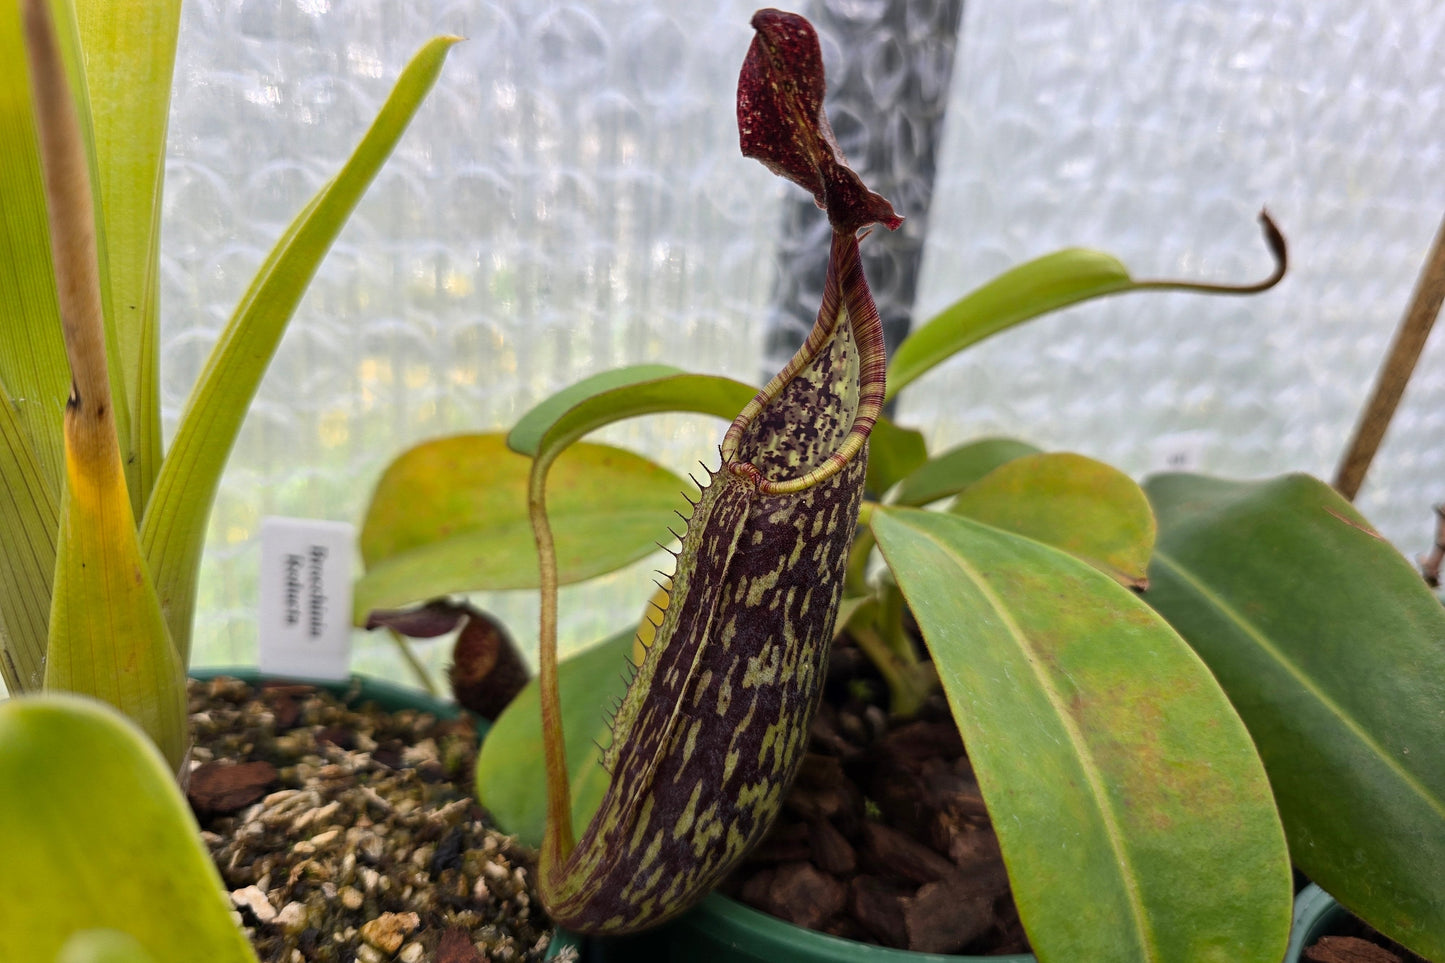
[1334,212,1445,501]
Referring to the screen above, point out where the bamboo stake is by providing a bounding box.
[1334,212,1445,501]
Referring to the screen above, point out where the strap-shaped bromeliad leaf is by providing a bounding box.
[532,9,901,935]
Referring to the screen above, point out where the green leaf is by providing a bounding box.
[508,369,757,460]
[864,416,927,496]
[0,694,258,963]
[950,452,1156,588]
[75,0,184,507]
[354,435,688,619]
[870,506,1290,963]
[139,36,459,664]
[475,628,633,849]
[887,249,1135,400]
[890,437,1041,507]
[508,364,684,456]
[1144,473,1445,960]
[58,931,160,963]
[0,395,59,693]
[0,0,72,496]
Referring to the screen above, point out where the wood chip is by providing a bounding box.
[1305,936,1404,963]
[848,875,909,947]
[316,725,357,750]
[264,691,302,729]
[859,821,957,884]
[739,867,776,908]
[786,753,861,824]
[920,756,986,816]
[747,821,813,864]
[874,720,965,763]
[904,877,993,954]
[763,861,846,930]
[807,702,859,759]
[932,815,1005,878]
[808,818,857,875]
[436,927,484,963]
[189,760,277,814]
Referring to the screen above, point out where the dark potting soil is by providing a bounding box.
[720,637,1031,956]
[186,676,569,963]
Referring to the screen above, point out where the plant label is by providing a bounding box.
[258,517,355,681]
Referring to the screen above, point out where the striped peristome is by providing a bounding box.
[537,9,900,936]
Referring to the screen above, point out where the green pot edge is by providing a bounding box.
[573,892,1037,962]
[190,664,478,728]
[545,929,585,960]
[1284,884,1345,962]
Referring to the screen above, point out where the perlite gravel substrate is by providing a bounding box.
[188,676,566,963]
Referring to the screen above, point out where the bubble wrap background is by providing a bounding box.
[160,0,1445,683]
[164,0,787,677]
[908,0,1445,566]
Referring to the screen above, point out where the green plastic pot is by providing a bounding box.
[545,930,586,960]
[192,665,474,724]
[1284,885,1346,962]
[1283,885,1427,962]
[573,892,1036,963]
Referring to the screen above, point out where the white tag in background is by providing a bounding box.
[257,517,356,681]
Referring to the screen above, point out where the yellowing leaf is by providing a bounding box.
[0,397,58,692]
[890,437,1041,507]
[48,413,185,768]
[0,2,70,496]
[355,435,689,619]
[951,452,1155,588]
